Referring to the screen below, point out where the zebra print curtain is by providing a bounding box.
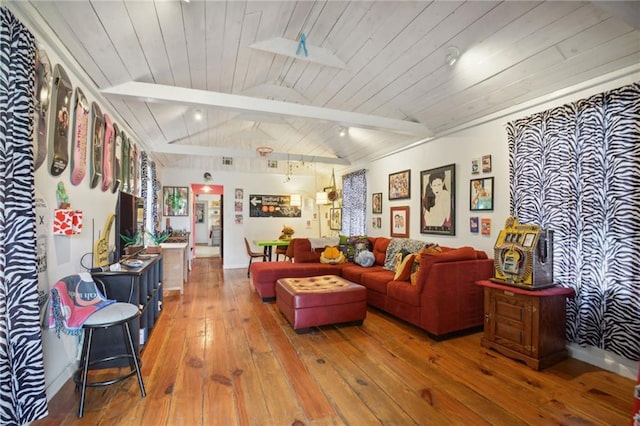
[506,82,640,361]
[0,7,48,424]
[341,169,367,236]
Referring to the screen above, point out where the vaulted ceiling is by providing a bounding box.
[10,1,640,177]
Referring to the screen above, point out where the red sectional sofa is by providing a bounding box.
[250,237,494,338]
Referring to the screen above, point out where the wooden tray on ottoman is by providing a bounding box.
[275,275,367,333]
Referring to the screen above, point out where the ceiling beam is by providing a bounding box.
[150,143,350,166]
[249,37,347,69]
[101,81,432,137]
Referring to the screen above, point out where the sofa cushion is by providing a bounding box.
[360,270,395,294]
[394,253,416,281]
[420,246,478,275]
[293,239,321,263]
[372,237,391,266]
[341,263,385,282]
[387,280,421,306]
[383,238,428,270]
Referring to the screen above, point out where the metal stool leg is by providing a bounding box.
[123,321,146,397]
[78,328,94,418]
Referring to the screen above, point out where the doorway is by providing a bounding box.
[191,184,223,260]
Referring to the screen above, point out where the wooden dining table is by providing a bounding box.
[253,239,290,262]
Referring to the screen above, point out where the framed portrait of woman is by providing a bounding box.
[420,164,455,235]
[372,192,382,214]
[470,177,494,211]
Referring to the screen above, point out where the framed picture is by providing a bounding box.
[388,169,411,200]
[471,158,480,175]
[329,208,342,230]
[481,218,491,235]
[372,192,382,214]
[163,186,189,216]
[420,164,455,235]
[470,217,479,233]
[390,206,409,238]
[235,188,244,200]
[195,202,205,223]
[482,155,492,173]
[470,177,494,211]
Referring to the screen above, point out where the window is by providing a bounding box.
[341,169,366,236]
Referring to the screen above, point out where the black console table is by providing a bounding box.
[91,255,163,367]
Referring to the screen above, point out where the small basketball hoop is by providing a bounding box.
[256,146,274,157]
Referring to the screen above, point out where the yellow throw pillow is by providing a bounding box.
[394,253,416,281]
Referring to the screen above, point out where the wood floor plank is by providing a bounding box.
[32,258,635,425]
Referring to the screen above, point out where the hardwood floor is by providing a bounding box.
[35,257,634,425]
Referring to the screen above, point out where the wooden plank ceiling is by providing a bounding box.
[12,0,640,176]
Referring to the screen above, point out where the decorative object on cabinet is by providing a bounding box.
[470,177,494,211]
[476,280,575,370]
[390,206,409,238]
[420,163,455,236]
[388,169,410,200]
[372,192,382,214]
[163,186,189,216]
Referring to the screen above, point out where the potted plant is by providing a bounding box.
[120,230,143,255]
[145,230,170,254]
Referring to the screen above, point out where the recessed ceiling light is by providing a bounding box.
[339,126,347,137]
[193,109,203,121]
[446,46,460,67]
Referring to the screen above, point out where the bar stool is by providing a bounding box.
[73,302,146,418]
[49,273,146,418]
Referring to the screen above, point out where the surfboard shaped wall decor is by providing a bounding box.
[70,87,89,185]
[121,134,129,193]
[47,64,73,176]
[102,113,114,192]
[131,142,139,196]
[89,102,104,189]
[112,124,122,193]
[34,48,52,171]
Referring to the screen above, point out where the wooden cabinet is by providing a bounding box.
[160,242,188,294]
[92,255,163,367]
[476,280,574,370]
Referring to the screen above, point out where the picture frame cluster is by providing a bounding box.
[372,154,495,237]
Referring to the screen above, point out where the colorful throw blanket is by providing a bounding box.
[49,273,115,336]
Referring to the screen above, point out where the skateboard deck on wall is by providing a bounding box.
[70,87,89,185]
[33,48,52,171]
[121,134,129,193]
[89,102,104,189]
[47,64,73,176]
[101,114,114,192]
[128,140,136,195]
[112,124,122,193]
[131,141,139,196]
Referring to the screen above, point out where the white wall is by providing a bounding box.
[359,69,639,379]
[159,169,321,268]
[32,57,124,400]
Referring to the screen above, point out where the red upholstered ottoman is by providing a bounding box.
[275,275,367,333]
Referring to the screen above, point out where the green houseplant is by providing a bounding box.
[145,230,170,254]
[120,230,143,255]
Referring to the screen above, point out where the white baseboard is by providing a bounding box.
[568,343,638,379]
